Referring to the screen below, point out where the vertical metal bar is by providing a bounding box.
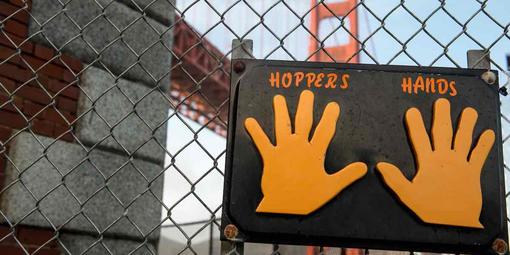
[219,39,254,255]
[272,244,279,254]
[220,241,244,255]
[232,39,254,59]
[467,50,491,69]
[209,222,213,255]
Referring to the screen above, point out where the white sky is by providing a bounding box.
[162,111,225,244]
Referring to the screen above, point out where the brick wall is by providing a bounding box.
[0,0,82,253]
[0,225,59,255]
[0,0,81,142]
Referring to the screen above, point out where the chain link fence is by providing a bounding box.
[0,0,508,254]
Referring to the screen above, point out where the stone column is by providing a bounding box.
[0,0,175,254]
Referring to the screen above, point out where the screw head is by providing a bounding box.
[482,71,497,85]
[233,61,245,74]
[492,238,508,254]
[223,224,239,240]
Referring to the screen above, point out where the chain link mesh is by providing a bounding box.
[0,0,508,254]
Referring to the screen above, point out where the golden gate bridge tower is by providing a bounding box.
[308,0,359,63]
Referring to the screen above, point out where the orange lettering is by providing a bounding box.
[294,72,304,87]
[306,73,316,88]
[402,76,457,96]
[340,74,349,89]
[414,76,424,94]
[282,72,292,88]
[437,79,448,94]
[269,72,280,88]
[402,77,412,94]
[315,73,325,88]
[449,81,457,96]
[426,78,435,93]
[325,73,337,88]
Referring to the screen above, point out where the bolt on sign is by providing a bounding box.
[221,59,508,254]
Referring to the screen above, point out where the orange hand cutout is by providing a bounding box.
[245,90,367,215]
[377,98,495,228]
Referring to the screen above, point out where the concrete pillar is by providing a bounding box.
[0,0,175,254]
[76,66,169,163]
[28,0,174,90]
[1,132,164,240]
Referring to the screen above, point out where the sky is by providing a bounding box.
[162,0,510,246]
[163,110,225,245]
[175,0,509,71]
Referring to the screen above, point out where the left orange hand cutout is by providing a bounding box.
[244,90,367,215]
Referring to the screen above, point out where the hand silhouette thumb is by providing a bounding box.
[376,162,413,202]
[331,162,367,189]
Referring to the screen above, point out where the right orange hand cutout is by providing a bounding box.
[377,98,495,228]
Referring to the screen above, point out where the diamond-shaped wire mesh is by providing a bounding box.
[0,0,509,254]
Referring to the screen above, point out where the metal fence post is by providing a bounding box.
[220,240,245,255]
[467,50,490,69]
[467,50,504,96]
[219,38,253,255]
[232,39,254,59]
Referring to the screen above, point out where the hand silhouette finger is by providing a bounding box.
[311,102,340,152]
[376,162,413,204]
[432,98,453,151]
[295,90,314,137]
[245,117,274,154]
[469,129,495,172]
[454,107,477,157]
[332,162,368,189]
[405,108,432,158]
[273,95,292,143]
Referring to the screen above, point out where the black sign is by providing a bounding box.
[221,59,507,254]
